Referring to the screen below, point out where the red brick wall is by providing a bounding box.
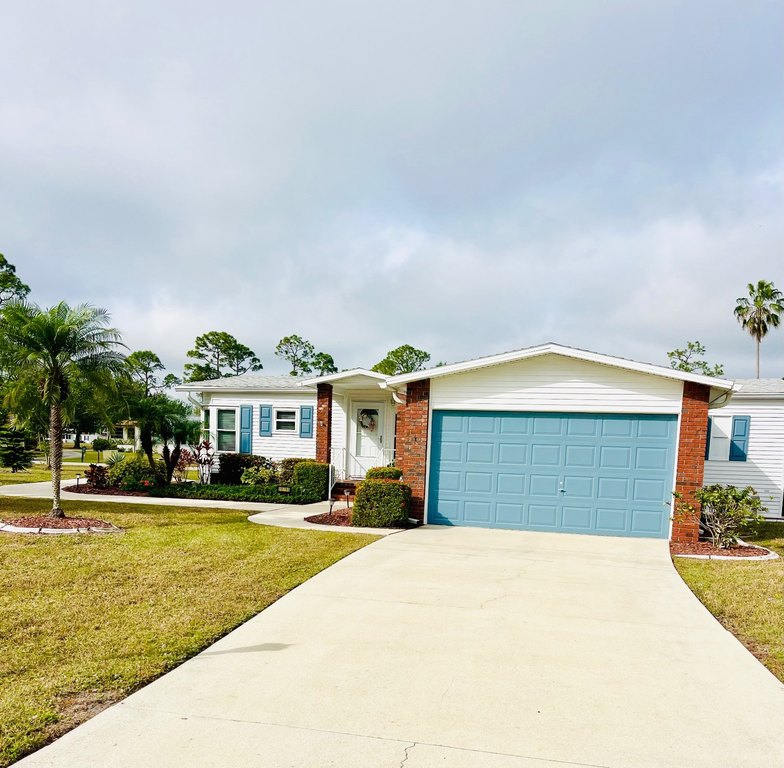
[395,379,430,522]
[316,383,333,464]
[672,381,711,543]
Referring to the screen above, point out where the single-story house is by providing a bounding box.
[177,342,746,543]
[703,378,784,518]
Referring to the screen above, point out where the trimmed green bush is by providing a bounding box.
[148,483,321,505]
[241,465,279,485]
[108,452,165,488]
[92,437,117,453]
[292,461,329,501]
[278,457,312,484]
[352,479,411,527]
[217,453,275,485]
[365,466,402,480]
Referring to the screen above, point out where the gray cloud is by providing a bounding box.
[2,1,782,377]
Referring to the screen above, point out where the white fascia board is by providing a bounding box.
[380,343,735,391]
[299,368,389,387]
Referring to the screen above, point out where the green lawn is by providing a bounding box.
[674,521,784,683]
[0,496,377,766]
[0,466,84,486]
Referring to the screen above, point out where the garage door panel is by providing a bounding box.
[429,410,676,539]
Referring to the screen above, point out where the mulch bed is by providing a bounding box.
[64,485,147,497]
[670,540,769,558]
[1,516,114,529]
[304,510,354,527]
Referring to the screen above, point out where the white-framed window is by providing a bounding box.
[216,408,237,452]
[274,408,297,432]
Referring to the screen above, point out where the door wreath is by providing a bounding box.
[358,409,378,432]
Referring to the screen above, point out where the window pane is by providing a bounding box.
[203,410,210,428]
[217,431,236,452]
[275,410,296,431]
[217,410,236,430]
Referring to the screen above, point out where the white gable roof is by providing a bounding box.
[299,368,389,386]
[177,374,311,393]
[380,343,735,391]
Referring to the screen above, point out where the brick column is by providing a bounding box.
[672,381,711,543]
[396,379,430,522]
[316,383,333,464]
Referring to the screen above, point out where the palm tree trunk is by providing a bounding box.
[756,337,761,379]
[49,402,64,518]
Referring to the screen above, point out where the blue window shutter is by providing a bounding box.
[299,406,313,438]
[705,417,712,460]
[729,416,750,462]
[259,405,272,437]
[239,405,253,454]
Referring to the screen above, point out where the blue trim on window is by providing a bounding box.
[705,417,712,460]
[259,405,272,437]
[299,406,313,438]
[729,415,750,462]
[239,405,253,454]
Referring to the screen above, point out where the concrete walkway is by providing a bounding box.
[15,527,784,768]
[0,481,398,535]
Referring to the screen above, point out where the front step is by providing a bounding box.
[331,480,359,502]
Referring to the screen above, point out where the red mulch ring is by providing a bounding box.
[670,540,769,558]
[2,516,114,529]
[64,485,147,497]
[305,510,353,527]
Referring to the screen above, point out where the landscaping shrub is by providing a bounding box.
[217,453,275,485]
[148,483,321,505]
[91,437,117,453]
[365,466,402,480]
[674,484,765,549]
[352,479,411,527]
[0,427,35,472]
[108,452,165,489]
[278,457,313,484]
[292,461,329,500]
[84,463,109,489]
[241,465,279,485]
[105,452,125,469]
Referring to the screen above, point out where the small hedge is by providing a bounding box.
[352,479,411,528]
[365,466,402,480]
[278,457,312,484]
[217,453,275,485]
[148,483,321,505]
[107,453,165,488]
[292,462,329,501]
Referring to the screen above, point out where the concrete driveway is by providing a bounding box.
[18,527,784,767]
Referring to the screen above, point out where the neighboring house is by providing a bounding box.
[111,420,141,450]
[178,343,735,543]
[703,379,784,519]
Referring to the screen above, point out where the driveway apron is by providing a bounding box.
[17,527,784,768]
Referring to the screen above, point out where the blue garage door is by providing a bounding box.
[428,411,677,538]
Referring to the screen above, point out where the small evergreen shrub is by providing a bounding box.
[217,453,275,485]
[92,437,116,453]
[241,465,279,485]
[352,479,411,527]
[84,464,109,489]
[0,427,35,472]
[108,453,165,488]
[292,461,329,500]
[365,466,402,480]
[279,457,313,484]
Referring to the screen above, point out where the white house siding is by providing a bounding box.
[429,354,685,414]
[703,398,784,518]
[206,392,317,462]
[331,394,348,457]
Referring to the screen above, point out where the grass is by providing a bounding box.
[674,521,784,682]
[0,496,377,766]
[0,466,84,486]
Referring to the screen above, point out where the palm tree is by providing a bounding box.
[734,280,784,379]
[1,302,125,517]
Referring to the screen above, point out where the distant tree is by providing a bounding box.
[162,373,182,389]
[667,341,724,377]
[0,425,35,472]
[371,344,431,375]
[275,335,315,375]
[184,332,262,381]
[735,280,784,379]
[0,302,125,517]
[126,350,165,395]
[311,351,338,376]
[0,254,30,309]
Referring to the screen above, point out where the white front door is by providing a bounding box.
[353,403,385,473]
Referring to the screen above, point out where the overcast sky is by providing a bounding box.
[2,1,783,379]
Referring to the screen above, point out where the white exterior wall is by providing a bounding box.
[331,394,348,457]
[205,391,317,462]
[703,397,784,518]
[430,354,684,414]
